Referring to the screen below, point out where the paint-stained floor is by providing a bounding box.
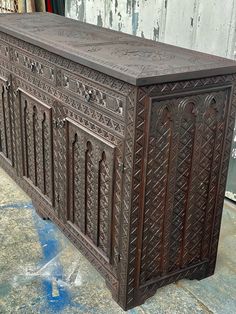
[0,167,235,314]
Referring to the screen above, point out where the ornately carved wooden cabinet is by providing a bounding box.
[0,13,236,310]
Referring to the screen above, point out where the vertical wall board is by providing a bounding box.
[7,0,14,11]
[223,0,236,59]
[83,0,95,25]
[65,0,86,21]
[109,0,166,39]
[82,0,105,26]
[195,0,236,58]
[109,0,133,34]
[103,0,113,29]
[136,0,166,41]
[164,0,197,49]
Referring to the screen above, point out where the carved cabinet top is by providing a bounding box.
[0,12,236,86]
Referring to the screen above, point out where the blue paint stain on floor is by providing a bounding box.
[32,210,71,313]
[31,208,98,313]
[0,200,140,313]
[0,202,34,210]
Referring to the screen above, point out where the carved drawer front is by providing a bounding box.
[12,48,56,85]
[0,40,10,60]
[0,76,15,166]
[140,88,230,286]
[19,90,54,205]
[61,70,125,118]
[66,118,116,260]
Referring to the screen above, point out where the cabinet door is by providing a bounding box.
[18,89,54,206]
[66,118,116,260]
[0,76,15,166]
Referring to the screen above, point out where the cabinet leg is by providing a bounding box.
[105,279,119,304]
[33,202,50,220]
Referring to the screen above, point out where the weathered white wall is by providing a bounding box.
[65,0,236,60]
[0,0,16,12]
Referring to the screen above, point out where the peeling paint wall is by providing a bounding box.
[226,121,236,202]
[65,0,236,59]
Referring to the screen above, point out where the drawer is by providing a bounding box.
[12,48,57,85]
[0,40,10,60]
[61,70,126,119]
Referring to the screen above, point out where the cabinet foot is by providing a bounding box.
[37,210,50,220]
[33,202,50,220]
[105,279,119,303]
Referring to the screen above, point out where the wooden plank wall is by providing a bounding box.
[0,0,17,12]
[65,0,236,59]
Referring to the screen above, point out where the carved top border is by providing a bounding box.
[0,13,236,86]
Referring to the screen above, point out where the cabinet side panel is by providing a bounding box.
[125,75,236,310]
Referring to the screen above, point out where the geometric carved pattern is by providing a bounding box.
[0,57,127,136]
[141,104,174,283]
[13,48,56,84]
[98,152,110,254]
[52,102,66,217]
[85,140,96,241]
[69,133,84,230]
[168,100,197,272]
[0,29,131,96]
[193,96,224,263]
[118,86,137,309]
[0,39,9,60]
[1,59,126,136]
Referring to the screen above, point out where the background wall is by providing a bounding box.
[65,0,236,60]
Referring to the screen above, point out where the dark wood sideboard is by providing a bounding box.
[0,13,236,310]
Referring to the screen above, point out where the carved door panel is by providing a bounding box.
[0,76,15,166]
[66,118,116,261]
[18,89,54,205]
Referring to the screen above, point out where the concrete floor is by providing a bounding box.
[0,167,235,314]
